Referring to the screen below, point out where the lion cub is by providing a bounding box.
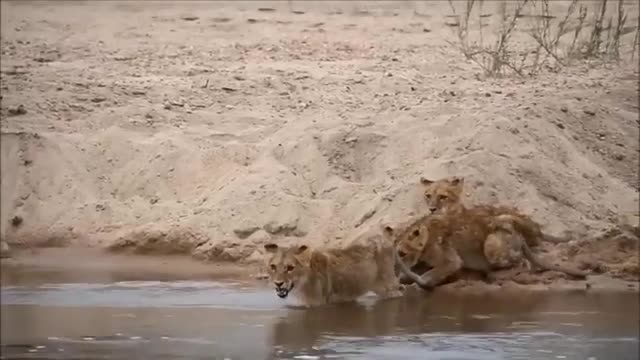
[385,208,587,291]
[263,233,404,306]
[420,176,570,247]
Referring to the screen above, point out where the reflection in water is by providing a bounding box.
[268,290,640,359]
[1,277,638,360]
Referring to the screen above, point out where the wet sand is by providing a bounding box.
[3,248,638,292]
[1,248,261,286]
[1,249,639,360]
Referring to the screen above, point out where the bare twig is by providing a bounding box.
[609,0,627,60]
[586,0,608,57]
[633,8,640,61]
[567,5,588,58]
[447,0,632,78]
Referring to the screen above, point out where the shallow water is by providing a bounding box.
[1,265,638,360]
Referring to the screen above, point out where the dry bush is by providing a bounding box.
[446,0,639,77]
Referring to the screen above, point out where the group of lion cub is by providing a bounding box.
[263,176,588,306]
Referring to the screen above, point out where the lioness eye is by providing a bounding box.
[270,264,276,271]
[439,195,448,200]
[286,265,294,272]
[425,194,431,199]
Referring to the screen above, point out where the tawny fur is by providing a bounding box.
[263,234,404,306]
[420,176,571,247]
[385,201,588,291]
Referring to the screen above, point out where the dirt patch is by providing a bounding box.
[0,1,638,287]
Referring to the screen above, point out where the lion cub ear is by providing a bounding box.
[264,243,279,253]
[449,176,465,186]
[294,244,309,255]
[419,177,434,186]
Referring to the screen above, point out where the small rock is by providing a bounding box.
[8,104,27,116]
[91,96,106,103]
[484,92,491,97]
[583,109,596,116]
[556,122,565,129]
[10,215,23,227]
[233,225,261,239]
[181,15,199,21]
[163,103,172,110]
[131,90,146,96]
[614,153,625,161]
[149,196,159,205]
[560,106,568,113]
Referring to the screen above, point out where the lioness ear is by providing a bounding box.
[419,177,434,186]
[294,244,309,255]
[264,243,279,253]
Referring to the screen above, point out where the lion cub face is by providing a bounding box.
[383,223,428,268]
[263,243,309,299]
[420,176,464,214]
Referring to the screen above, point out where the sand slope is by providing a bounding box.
[1,1,638,279]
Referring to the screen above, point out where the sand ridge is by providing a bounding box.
[0,1,638,284]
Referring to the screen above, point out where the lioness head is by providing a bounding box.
[420,176,464,214]
[383,222,428,268]
[263,243,310,299]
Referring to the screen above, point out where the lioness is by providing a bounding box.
[385,210,588,291]
[263,235,404,306]
[420,176,571,247]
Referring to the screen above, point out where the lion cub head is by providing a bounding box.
[382,221,428,269]
[263,243,310,299]
[420,176,465,214]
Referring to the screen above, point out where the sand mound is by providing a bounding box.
[1,2,638,281]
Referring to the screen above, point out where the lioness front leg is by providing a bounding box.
[397,261,431,285]
[414,245,463,290]
[376,248,406,299]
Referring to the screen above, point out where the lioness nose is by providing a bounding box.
[429,207,437,213]
[274,281,284,288]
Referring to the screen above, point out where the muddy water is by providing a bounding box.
[1,262,639,360]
